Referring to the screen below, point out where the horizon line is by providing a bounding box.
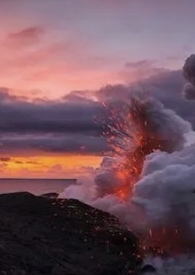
[0,178,77,181]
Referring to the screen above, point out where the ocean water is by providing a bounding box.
[0,178,77,195]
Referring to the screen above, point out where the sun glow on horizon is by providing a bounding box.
[0,154,101,179]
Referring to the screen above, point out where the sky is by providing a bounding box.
[1,0,195,178]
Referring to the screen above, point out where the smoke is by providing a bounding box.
[59,56,195,252]
[182,83,195,100]
[58,176,97,203]
[94,97,191,199]
[183,54,195,100]
[183,54,195,86]
[124,97,190,152]
[60,98,195,242]
[92,132,195,234]
[132,143,195,234]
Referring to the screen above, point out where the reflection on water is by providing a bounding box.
[0,178,77,195]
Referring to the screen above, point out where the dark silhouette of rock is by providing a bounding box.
[140,264,156,273]
[41,192,59,199]
[0,192,141,274]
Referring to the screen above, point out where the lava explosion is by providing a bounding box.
[61,95,194,254]
[101,97,188,202]
[60,56,195,267]
[98,96,195,254]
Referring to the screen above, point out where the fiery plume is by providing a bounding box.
[102,97,179,201]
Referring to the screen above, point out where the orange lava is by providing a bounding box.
[102,98,195,253]
[104,98,164,201]
[139,227,195,255]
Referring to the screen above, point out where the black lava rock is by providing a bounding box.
[0,192,141,275]
[140,264,156,273]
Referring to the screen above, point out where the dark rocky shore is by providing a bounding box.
[0,192,142,275]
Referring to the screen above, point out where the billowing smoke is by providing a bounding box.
[60,56,195,253]
[183,54,195,100]
[182,83,195,100]
[95,97,191,199]
[59,176,97,203]
[183,54,195,86]
[91,102,195,251]
[132,143,195,234]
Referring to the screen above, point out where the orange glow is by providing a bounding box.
[103,99,195,254]
[0,154,101,178]
[103,98,166,201]
[139,226,195,255]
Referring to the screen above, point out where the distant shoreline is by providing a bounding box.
[0,178,77,196]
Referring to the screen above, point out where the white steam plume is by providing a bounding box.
[59,55,195,250]
[59,97,195,245]
[132,143,195,234]
[95,98,191,197]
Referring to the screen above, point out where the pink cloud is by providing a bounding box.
[0,26,122,97]
[6,26,44,48]
[120,60,168,83]
[0,23,170,99]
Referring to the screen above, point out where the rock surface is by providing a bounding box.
[41,192,59,199]
[140,264,156,273]
[0,192,141,275]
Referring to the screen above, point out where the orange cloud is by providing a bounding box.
[0,154,101,179]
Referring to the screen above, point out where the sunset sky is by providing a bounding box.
[1,0,195,178]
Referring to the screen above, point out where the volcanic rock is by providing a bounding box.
[41,192,59,199]
[0,192,141,275]
[140,264,156,273]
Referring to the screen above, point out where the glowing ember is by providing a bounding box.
[139,226,195,255]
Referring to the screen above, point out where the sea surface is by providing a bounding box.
[0,178,77,195]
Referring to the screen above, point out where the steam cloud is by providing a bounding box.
[60,97,195,245]
[92,99,195,236]
[132,143,195,234]
[60,55,195,251]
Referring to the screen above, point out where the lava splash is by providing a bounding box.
[102,97,189,201]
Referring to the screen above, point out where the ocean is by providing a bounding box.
[0,178,77,196]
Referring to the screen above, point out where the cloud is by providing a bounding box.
[132,70,195,126]
[121,60,168,83]
[0,89,106,155]
[0,157,11,162]
[1,64,195,156]
[0,89,102,135]
[5,26,44,48]
[0,134,106,155]
[0,25,122,96]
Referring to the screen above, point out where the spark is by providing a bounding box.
[102,98,164,201]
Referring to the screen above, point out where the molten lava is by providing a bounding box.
[103,97,195,254]
[104,98,166,201]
